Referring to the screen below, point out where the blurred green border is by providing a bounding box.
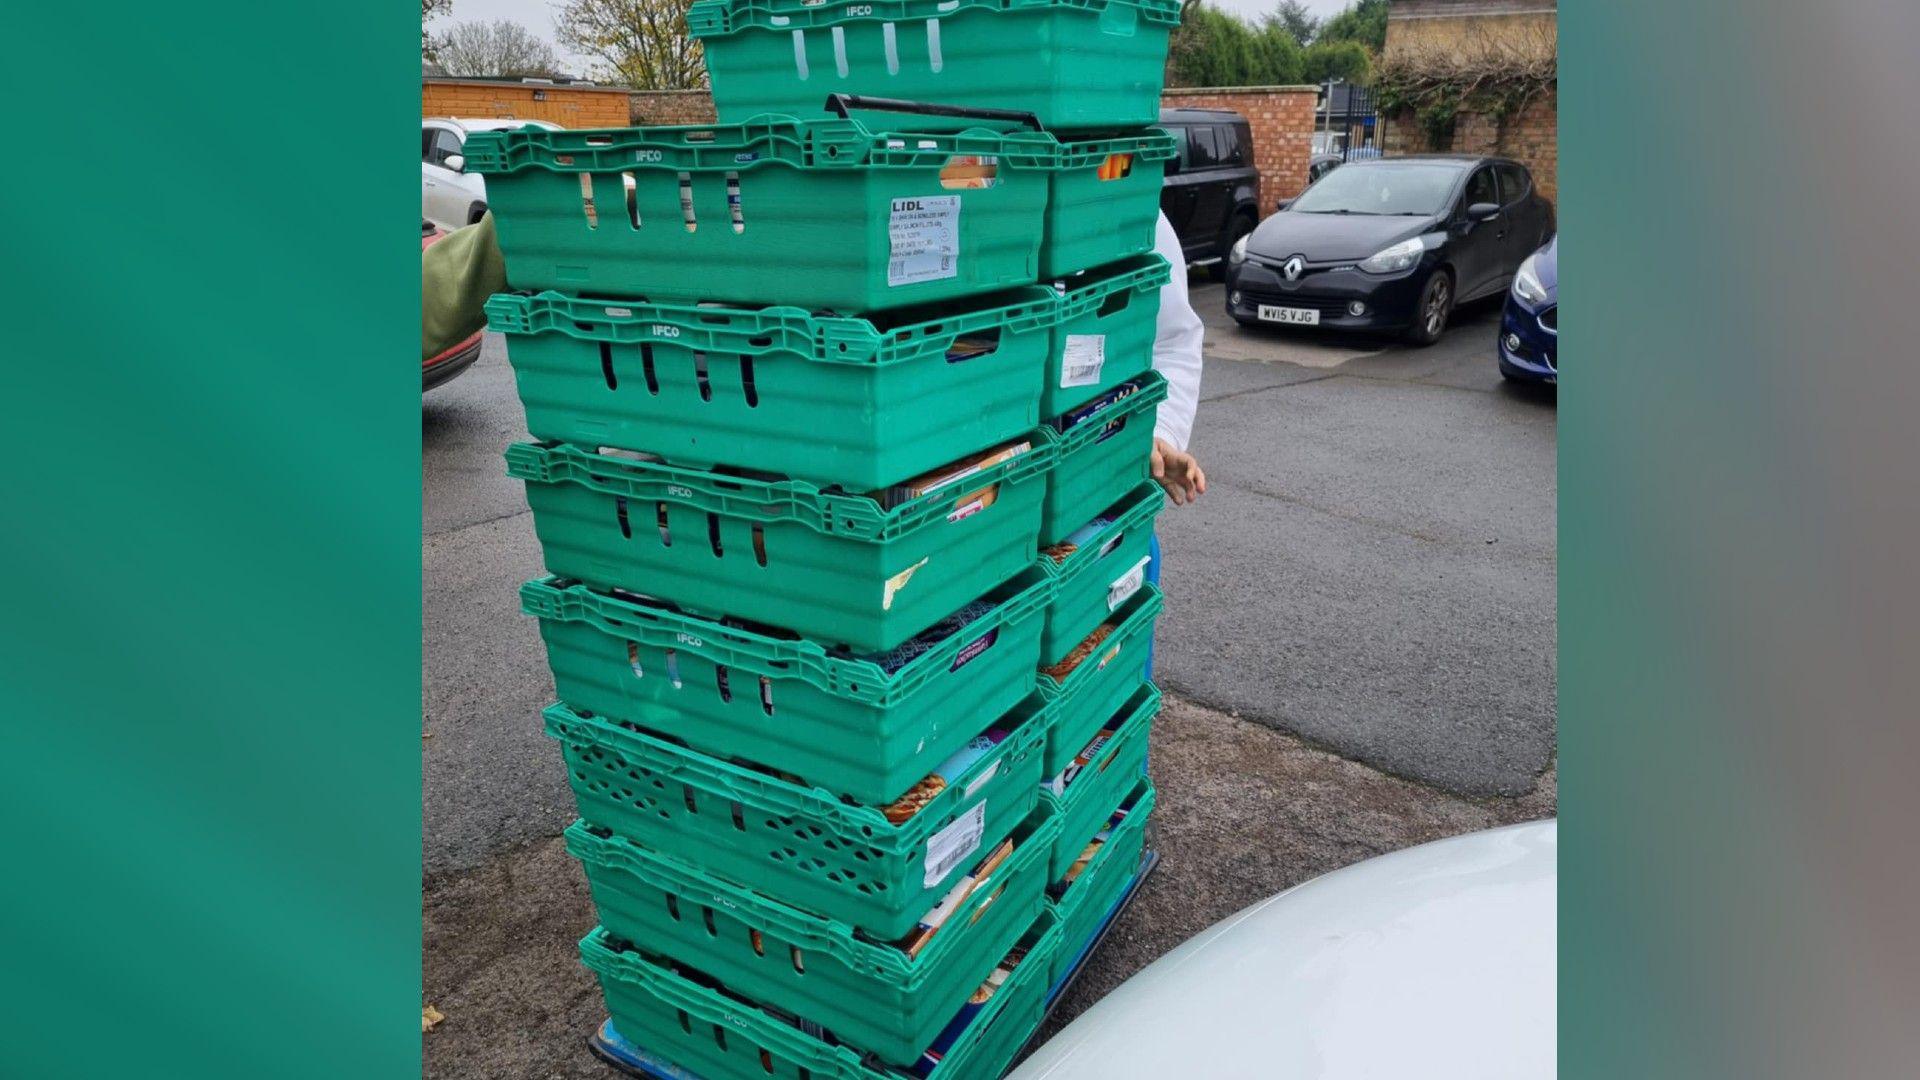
[0,4,420,1076]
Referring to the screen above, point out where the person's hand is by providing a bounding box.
[1151,438,1208,505]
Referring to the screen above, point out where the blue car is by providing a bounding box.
[1498,236,1557,383]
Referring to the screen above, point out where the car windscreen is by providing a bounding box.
[1290,164,1461,216]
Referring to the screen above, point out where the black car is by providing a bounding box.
[1225,155,1555,345]
[1159,108,1261,271]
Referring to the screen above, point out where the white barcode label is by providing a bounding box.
[923,801,987,886]
[1108,555,1150,610]
[1060,334,1107,387]
[888,196,960,287]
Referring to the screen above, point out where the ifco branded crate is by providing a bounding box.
[1049,780,1152,984]
[486,284,1060,489]
[507,438,1053,652]
[462,116,1060,312]
[1039,682,1155,878]
[1039,370,1167,545]
[1038,584,1162,777]
[547,697,1046,939]
[521,573,1051,806]
[1042,254,1167,419]
[1038,481,1163,668]
[1041,133,1177,279]
[580,908,1061,1080]
[687,0,1181,132]
[567,808,1060,1064]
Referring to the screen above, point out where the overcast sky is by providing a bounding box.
[430,0,1357,78]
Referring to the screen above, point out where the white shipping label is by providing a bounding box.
[1108,555,1150,611]
[888,196,961,287]
[923,800,987,886]
[1060,334,1107,388]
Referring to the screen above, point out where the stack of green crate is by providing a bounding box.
[468,0,1179,1074]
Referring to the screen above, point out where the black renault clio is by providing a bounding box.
[1225,155,1555,345]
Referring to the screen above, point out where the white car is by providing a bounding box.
[421,117,560,232]
[1012,820,1557,1079]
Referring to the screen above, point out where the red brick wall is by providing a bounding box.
[1160,86,1319,201]
[422,79,632,128]
[629,90,718,126]
[1382,89,1557,204]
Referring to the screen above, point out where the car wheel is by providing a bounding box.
[1210,215,1255,282]
[468,202,488,225]
[1406,271,1454,346]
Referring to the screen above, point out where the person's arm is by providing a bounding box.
[1149,212,1208,503]
[422,213,508,363]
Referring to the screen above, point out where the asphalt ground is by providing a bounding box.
[421,277,1557,1075]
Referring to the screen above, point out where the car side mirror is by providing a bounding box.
[443,153,466,173]
[1274,198,1293,212]
[1468,202,1500,222]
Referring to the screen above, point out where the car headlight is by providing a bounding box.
[1358,237,1424,274]
[1512,254,1547,305]
[1229,234,1250,266]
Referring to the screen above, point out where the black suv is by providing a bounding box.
[1159,108,1262,270]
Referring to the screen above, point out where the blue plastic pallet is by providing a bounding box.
[584,851,1160,1079]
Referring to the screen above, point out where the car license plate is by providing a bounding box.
[1257,304,1320,325]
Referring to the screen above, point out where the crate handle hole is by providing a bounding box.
[790,946,806,974]
[657,501,672,546]
[1098,289,1132,318]
[666,649,683,688]
[750,929,765,956]
[701,905,718,937]
[1098,152,1135,181]
[665,894,681,921]
[730,799,746,830]
[707,512,724,557]
[751,523,767,566]
[939,154,997,190]
[694,350,712,402]
[641,341,661,395]
[677,1009,691,1035]
[615,494,631,538]
[599,340,619,390]
[716,664,733,703]
[759,676,775,716]
[677,172,697,232]
[726,171,745,233]
[578,173,598,229]
[711,1025,726,1051]
[740,355,759,408]
[946,328,1000,363]
[760,1049,775,1074]
[681,781,697,812]
[620,171,642,228]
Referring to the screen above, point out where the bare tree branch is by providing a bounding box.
[554,0,707,90]
[433,20,565,78]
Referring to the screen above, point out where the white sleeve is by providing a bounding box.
[1150,211,1204,451]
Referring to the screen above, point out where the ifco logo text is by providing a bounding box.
[651,324,682,338]
[633,149,664,163]
[667,485,694,498]
[676,632,705,648]
[845,4,873,14]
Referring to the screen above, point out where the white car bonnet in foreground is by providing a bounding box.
[1010,820,1556,1080]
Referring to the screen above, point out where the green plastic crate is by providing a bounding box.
[580,907,1061,1080]
[548,696,1047,939]
[463,117,1060,311]
[486,284,1061,489]
[1039,682,1155,879]
[1038,481,1163,668]
[1041,254,1167,419]
[1048,780,1153,985]
[1040,133,1177,279]
[687,0,1180,133]
[1038,585,1161,777]
[508,438,1053,652]
[1038,370,1167,546]
[567,807,1060,1064]
[522,572,1051,806]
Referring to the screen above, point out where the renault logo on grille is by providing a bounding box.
[1283,256,1305,281]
